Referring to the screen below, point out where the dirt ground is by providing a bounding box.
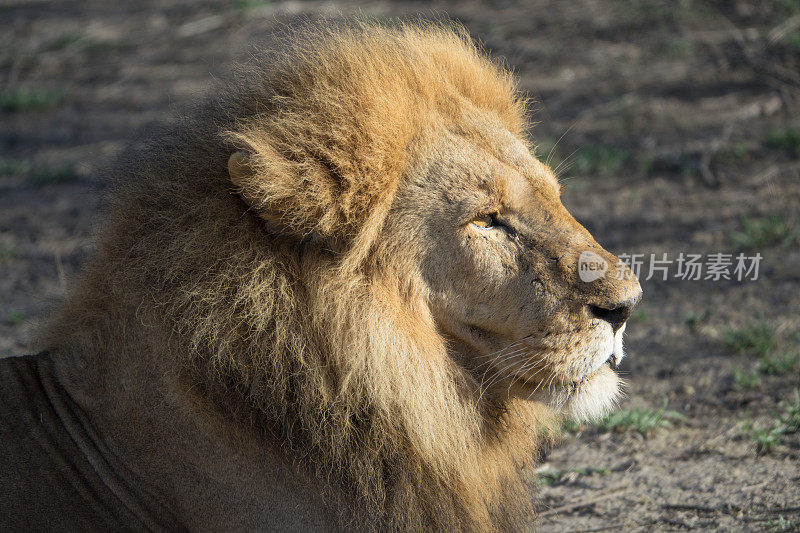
[1,1,799,531]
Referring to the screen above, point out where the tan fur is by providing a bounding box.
[38,22,640,531]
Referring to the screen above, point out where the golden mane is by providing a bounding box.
[44,22,556,531]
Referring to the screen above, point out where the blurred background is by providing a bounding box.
[1,1,798,530]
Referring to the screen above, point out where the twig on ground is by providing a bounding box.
[768,506,800,514]
[767,14,800,44]
[662,503,725,513]
[663,503,800,515]
[538,487,631,518]
[695,422,740,453]
[712,6,800,92]
[566,524,625,533]
[661,517,698,528]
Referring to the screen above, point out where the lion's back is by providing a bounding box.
[0,354,170,532]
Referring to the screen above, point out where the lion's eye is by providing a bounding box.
[472,214,497,230]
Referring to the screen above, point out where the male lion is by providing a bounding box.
[0,23,641,532]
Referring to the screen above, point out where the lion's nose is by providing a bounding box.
[589,297,638,332]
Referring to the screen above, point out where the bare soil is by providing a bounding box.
[2,1,798,531]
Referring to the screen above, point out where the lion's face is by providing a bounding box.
[389,114,641,421]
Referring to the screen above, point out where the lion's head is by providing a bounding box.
[389,117,642,422]
[47,22,641,531]
[226,24,641,424]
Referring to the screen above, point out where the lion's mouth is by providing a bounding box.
[569,354,617,390]
[513,350,621,400]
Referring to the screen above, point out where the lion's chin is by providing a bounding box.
[530,366,623,422]
[563,366,623,421]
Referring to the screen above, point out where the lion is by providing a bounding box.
[0,22,641,532]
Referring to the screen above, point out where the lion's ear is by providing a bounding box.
[228,150,320,241]
[228,150,254,192]
[228,151,274,218]
[228,150,278,225]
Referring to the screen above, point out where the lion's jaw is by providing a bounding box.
[525,323,628,421]
[393,117,641,423]
[481,317,628,421]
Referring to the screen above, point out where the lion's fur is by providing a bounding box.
[41,22,561,531]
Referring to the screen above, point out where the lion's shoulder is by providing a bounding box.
[0,354,181,530]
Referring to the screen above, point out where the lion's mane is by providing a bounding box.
[44,22,556,531]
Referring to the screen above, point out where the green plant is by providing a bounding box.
[732,366,761,390]
[235,0,270,11]
[635,153,654,175]
[0,88,62,111]
[483,22,505,37]
[764,515,798,531]
[560,417,585,434]
[776,0,800,15]
[595,400,684,436]
[572,145,631,178]
[8,310,25,326]
[715,141,751,165]
[744,390,800,454]
[0,243,15,262]
[758,352,800,376]
[629,309,649,324]
[733,141,748,159]
[731,215,798,250]
[722,320,777,358]
[683,309,710,333]
[748,423,784,454]
[30,164,78,186]
[665,37,694,58]
[51,33,82,50]
[536,469,561,486]
[616,0,706,28]
[0,158,31,176]
[779,390,800,433]
[788,31,800,50]
[767,127,800,156]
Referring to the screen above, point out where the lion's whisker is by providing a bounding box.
[504,359,538,396]
[473,346,531,371]
[480,349,538,381]
[473,335,533,360]
[482,354,548,395]
[514,360,551,397]
[544,122,576,169]
[551,147,579,178]
[474,345,527,365]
